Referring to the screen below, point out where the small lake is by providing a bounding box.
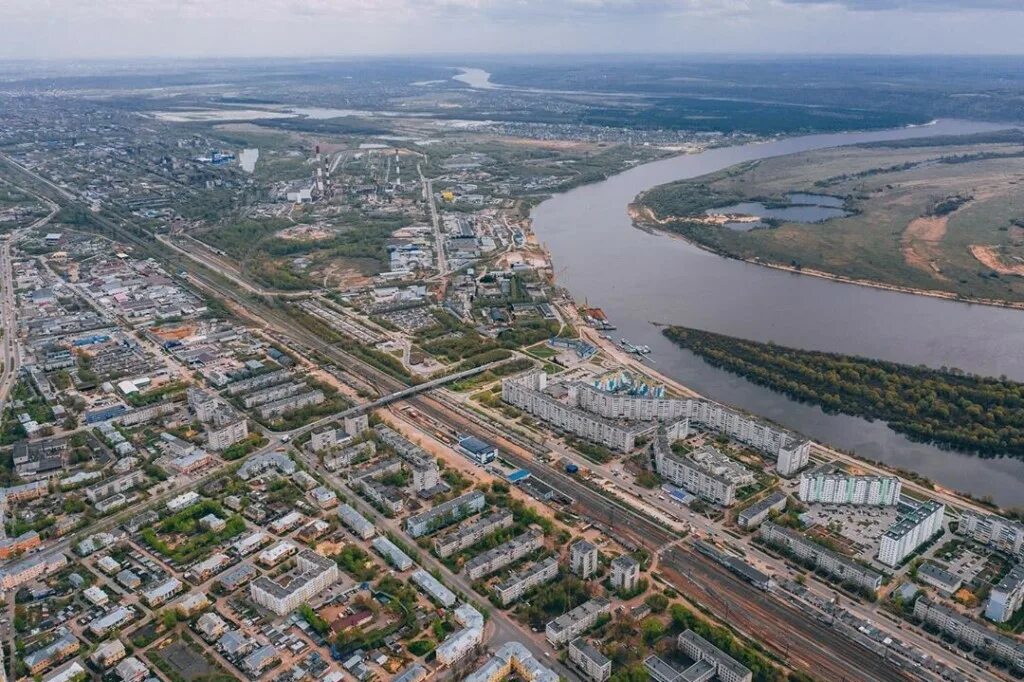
[708,193,851,231]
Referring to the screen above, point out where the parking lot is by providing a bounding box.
[801,504,900,561]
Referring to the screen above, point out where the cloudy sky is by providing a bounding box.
[2,0,1023,60]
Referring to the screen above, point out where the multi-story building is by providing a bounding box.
[187,387,219,421]
[338,504,376,540]
[465,530,544,580]
[0,530,40,559]
[359,479,404,515]
[83,471,147,503]
[433,510,514,558]
[405,490,485,538]
[371,536,413,571]
[257,541,298,567]
[88,606,134,637]
[878,501,944,567]
[0,552,67,591]
[501,372,653,452]
[237,451,295,479]
[225,369,291,395]
[987,564,1024,623]
[570,540,599,579]
[464,641,558,682]
[737,491,788,530]
[142,577,183,607]
[90,639,126,669]
[760,522,882,592]
[546,598,611,646]
[914,599,1024,671]
[654,434,740,507]
[610,555,640,592]
[775,440,811,478]
[324,442,376,471]
[494,556,560,606]
[257,390,325,419]
[411,569,457,607]
[24,633,80,675]
[242,381,305,409]
[436,604,485,665]
[166,491,201,512]
[206,411,248,451]
[249,549,339,616]
[957,510,1024,560]
[798,465,901,506]
[677,630,753,682]
[568,638,612,682]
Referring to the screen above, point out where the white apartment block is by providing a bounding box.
[465,530,544,580]
[878,501,944,567]
[546,599,611,646]
[206,413,248,451]
[249,549,339,616]
[568,638,612,682]
[798,465,901,506]
[653,435,738,507]
[610,555,640,592]
[957,510,1024,560]
[987,564,1024,623]
[433,510,514,558]
[570,540,598,579]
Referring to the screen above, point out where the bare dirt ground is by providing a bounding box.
[970,244,1024,276]
[275,224,335,241]
[901,214,950,278]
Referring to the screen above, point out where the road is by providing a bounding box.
[0,189,59,412]
[0,156,960,680]
[419,164,447,276]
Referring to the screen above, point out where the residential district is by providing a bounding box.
[0,83,1021,682]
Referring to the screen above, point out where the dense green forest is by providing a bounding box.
[663,326,1024,457]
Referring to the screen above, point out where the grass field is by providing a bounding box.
[637,131,1024,304]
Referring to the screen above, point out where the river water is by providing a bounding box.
[531,119,1024,506]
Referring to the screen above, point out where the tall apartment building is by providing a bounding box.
[206,411,248,451]
[249,549,339,616]
[776,440,811,478]
[610,555,640,592]
[798,464,901,506]
[986,564,1024,623]
[187,388,219,422]
[570,540,599,579]
[878,501,944,567]
[760,522,882,592]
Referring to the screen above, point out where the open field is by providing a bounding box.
[636,130,1024,304]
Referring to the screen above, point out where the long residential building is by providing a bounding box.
[371,536,414,571]
[914,598,1024,671]
[411,569,457,607]
[798,464,901,506]
[677,630,753,682]
[434,510,514,558]
[249,549,339,616]
[406,490,485,538]
[494,556,560,606]
[225,369,292,395]
[338,504,376,539]
[501,372,653,452]
[465,530,544,580]
[573,379,810,461]
[436,604,484,665]
[653,432,740,507]
[956,510,1024,560]
[257,390,324,419]
[759,521,882,592]
[878,500,944,567]
[545,598,611,646]
[737,491,788,530]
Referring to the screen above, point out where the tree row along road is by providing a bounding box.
[1,156,914,682]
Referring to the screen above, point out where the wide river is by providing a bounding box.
[531,119,1024,506]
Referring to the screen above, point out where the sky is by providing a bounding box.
[2,0,1024,60]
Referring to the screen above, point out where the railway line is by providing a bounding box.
[0,160,918,680]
